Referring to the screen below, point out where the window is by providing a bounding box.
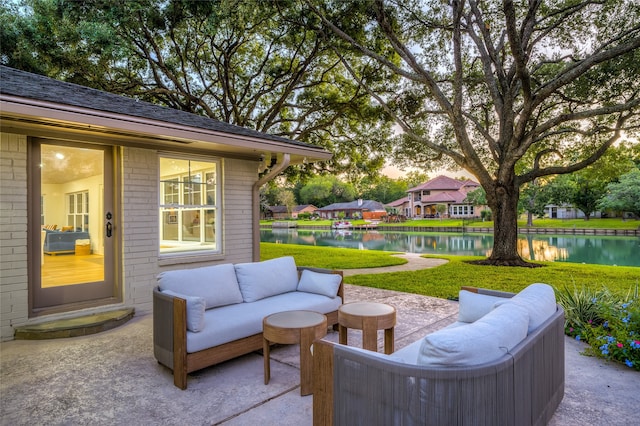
[67,191,89,231]
[159,156,221,255]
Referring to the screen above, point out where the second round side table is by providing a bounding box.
[338,301,396,354]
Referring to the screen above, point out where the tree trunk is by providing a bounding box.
[470,181,541,267]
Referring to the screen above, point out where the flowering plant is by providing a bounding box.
[557,284,639,371]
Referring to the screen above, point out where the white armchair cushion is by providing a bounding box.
[157,263,243,309]
[297,269,342,298]
[457,290,506,323]
[494,283,556,333]
[235,256,299,302]
[417,302,529,367]
[162,290,206,332]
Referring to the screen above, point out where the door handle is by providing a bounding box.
[106,222,112,238]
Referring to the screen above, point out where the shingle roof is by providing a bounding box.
[385,197,409,207]
[0,66,318,150]
[422,191,468,204]
[408,175,468,192]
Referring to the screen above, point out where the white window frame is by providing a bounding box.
[159,155,222,256]
[66,190,89,231]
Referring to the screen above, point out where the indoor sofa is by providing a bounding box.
[153,256,343,389]
[42,229,90,254]
[313,283,565,426]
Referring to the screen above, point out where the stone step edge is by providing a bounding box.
[14,308,135,340]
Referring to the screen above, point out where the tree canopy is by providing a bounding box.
[0,0,397,179]
[598,168,640,218]
[308,0,640,266]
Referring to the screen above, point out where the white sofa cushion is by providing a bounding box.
[235,256,299,302]
[458,290,506,323]
[494,283,556,333]
[162,290,206,333]
[297,269,341,298]
[158,263,243,309]
[186,291,341,353]
[416,302,529,367]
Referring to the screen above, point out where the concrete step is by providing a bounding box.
[14,308,135,340]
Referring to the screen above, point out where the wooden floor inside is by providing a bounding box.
[41,253,104,288]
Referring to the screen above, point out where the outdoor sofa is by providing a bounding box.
[153,256,343,389]
[313,283,565,426]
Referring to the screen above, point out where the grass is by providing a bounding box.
[260,242,406,269]
[261,243,640,300]
[261,217,640,229]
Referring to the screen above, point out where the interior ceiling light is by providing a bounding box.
[55,153,65,160]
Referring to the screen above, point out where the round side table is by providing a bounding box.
[263,310,327,396]
[338,302,396,354]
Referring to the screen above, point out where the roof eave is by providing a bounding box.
[0,95,332,164]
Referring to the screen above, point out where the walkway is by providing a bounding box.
[342,252,448,276]
[1,283,638,425]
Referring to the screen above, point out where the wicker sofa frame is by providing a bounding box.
[313,287,565,426]
[153,266,343,390]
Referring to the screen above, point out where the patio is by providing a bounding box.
[1,284,638,425]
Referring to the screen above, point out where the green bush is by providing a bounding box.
[556,283,639,370]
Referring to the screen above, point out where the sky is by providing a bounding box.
[381,162,475,180]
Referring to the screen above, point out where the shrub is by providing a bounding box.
[556,283,639,370]
[480,210,492,221]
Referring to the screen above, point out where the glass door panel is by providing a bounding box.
[33,141,116,310]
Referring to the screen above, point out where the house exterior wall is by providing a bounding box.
[0,134,258,341]
[0,133,28,340]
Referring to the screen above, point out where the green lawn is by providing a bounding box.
[261,243,639,300]
[261,242,406,269]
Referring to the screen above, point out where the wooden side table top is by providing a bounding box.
[263,310,327,333]
[338,302,396,354]
[338,302,396,327]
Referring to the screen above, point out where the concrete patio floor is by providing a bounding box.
[1,283,638,426]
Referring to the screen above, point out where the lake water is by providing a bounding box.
[260,228,640,267]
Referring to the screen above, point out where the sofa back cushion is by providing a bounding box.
[157,263,243,309]
[457,290,506,323]
[235,256,299,302]
[297,269,342,298]
[495,283,556,333]
[417,302,529,366]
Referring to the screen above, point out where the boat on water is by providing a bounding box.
[332,220,353,229]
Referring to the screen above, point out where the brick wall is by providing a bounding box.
[0,133,28,341]
[221,158,257,264]
[121,147,159,315]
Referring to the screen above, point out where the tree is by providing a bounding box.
[519,180,552,226]
[464,187,487,206]
[359,175,409,203]
[401,171,430,189]
[298,175,356,207]
[598,168,640,219]
[1,0,396,179]
[309,0,640,266]
[547,145,636,219]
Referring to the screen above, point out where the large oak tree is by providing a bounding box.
[308,0,640,266]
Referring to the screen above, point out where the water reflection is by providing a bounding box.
[260,229,640,267]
